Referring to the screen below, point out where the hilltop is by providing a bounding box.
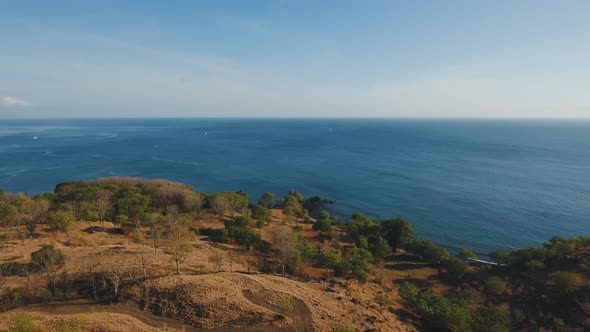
[0,177,589,331]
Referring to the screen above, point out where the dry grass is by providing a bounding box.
[0,215,415,332]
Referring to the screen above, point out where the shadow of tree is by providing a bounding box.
[384,262,431,272]
[83,226,123,235]
[0,261,37,276]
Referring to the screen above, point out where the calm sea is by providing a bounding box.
[1,118,589,255]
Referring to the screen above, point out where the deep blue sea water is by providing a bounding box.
[1,118,589,255]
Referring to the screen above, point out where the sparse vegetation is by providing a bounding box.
[0,177,588,332]
[485,276,507,296]
[550,271,580,294]
[331,324,355,332]
[9,314,39,332]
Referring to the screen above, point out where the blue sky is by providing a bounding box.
[1,0,589,118]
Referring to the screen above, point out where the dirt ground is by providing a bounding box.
[0,212,441,331]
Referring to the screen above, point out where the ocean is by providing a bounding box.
[1,118,589,255]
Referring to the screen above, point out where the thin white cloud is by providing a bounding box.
[2,96,31,108]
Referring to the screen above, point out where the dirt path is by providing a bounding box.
[7,302,199,331]
[243,290,315,332]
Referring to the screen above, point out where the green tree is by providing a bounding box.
[457,249,477,260]
[281,192,304,218]
[399,282,419,300]
[229,226,261,250]
[48,210,75,236]
[31,245,65,296]
[442,257,468,283]
[346,213,379,245]
[380,218,414,251]
[423,245,449,265]
[312,212,333,242]
[252,205,270,225]
[489,250,509,264]
[293,232,318,269]
[0,200,18,230]
[303,196,334,219]
[471,306,510,332]
[402,287,472,332]
[258,192,275,208]
[447,288,481,305]
[209,192,249,215]
[316,247,342,274]
[369,236,391,264]
[334,247,373,284]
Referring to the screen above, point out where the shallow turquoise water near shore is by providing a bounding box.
[1,118,589,255]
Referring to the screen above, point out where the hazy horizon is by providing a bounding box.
[1,1,589,118]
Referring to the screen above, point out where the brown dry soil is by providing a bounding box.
[0,214,435,331]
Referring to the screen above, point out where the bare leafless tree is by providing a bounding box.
[18,197,50,237]
[270,225,297,276]
[210,196,230,217]
[150,223,163,254]
[140,255,148,279]
[228,249,236,272]
[164,212,193,274]
[96,189,114,222]
[245,250,261,273]
[81,256,101,301]
[106,263,123,300]
[209,252,225,272]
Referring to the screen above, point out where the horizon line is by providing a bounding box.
[2,116,590,121]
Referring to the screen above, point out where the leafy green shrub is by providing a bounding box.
[32,245,62,265]
[331,324,355,332]
[315,248,342,269]
[48,210,75,234]
[334,248,373,284]
[552,317,565,330]
[374,294,391,308]
[458,249,477,260]
[9,314,39,332]
[511,308,526,325]
[276,297,294,312]
[402,287,471,331]
[485,276,507,296]
[488,250,509,264]
[369,237,391,263]
[423,245,449,264]
[524,259,545,270]
[550,271,580,294]
[55,316,86,332]
[380,218,414,251]
[209,228,228,243]
[0,287,27,310]
[442,257,468,282]
[447,288,481,305]
[399,282,419,300]
[471,306,510,332]
[226,225,260,249]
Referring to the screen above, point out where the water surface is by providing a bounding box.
[1,118,589,255]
